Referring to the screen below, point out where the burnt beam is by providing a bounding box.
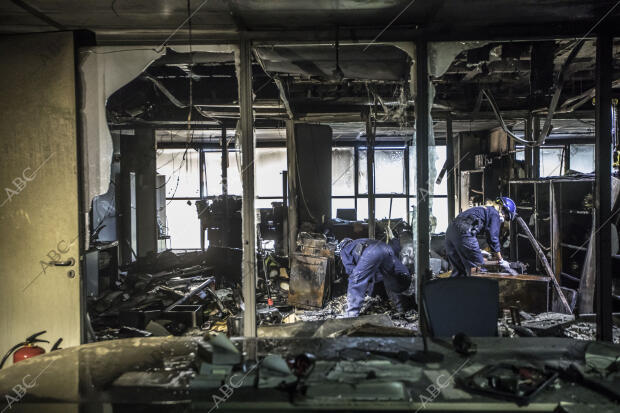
[594,32,613,342]
[415,40,431,335]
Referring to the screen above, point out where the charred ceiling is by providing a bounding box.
[107,39,619,138]
[2,0,620,43]
[4,1,612,138]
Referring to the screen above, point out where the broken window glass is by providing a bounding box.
[227,152,243,195]
[204,151,222,196]
[358,149,368,194]
[375,149,405,194]
[569,144,595,174]
[540,147,565,177]
[256,148,287,197]
[203,151,243,197]
[359,148,406,194]
[166,199,201,249]
[156,149,200,198]
[332,148,354,196]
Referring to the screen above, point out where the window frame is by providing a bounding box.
[332,141,448,230]
[156,135,451,244]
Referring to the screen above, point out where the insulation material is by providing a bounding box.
[253,45,410,82]
[79,45,237,208]
[429,41,488,78]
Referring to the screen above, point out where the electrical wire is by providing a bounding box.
[164,0,198,204]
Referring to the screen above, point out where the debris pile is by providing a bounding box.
[563,322,620,344]
[88,249,247,340]
[498,311,620,343]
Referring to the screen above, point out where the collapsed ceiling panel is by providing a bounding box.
[254,45,410,82]
[104,36,620,139]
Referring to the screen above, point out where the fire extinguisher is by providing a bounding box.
[0,331,63,369]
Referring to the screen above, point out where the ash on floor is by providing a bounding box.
[497,311,620,343]
[296,294,419,332]
[563,322,620,344]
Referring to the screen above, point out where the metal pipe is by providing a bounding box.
[238,40,257,343]
[516,216,572,314]
[538,41,585,144]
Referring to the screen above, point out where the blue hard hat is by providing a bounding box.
[498,196,517,221]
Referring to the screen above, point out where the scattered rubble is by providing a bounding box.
[87,248,615,344]
[295,294,419,331]
[563,322,620,344]
[87,249,247,340]
[498,311,620,344]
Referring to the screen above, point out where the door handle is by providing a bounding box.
[47,257,75,267]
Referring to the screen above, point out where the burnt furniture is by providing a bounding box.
[85,241,120,298]
[288,234,334,309]
[196,196,242,250]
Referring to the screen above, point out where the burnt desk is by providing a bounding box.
[473,272,551,313]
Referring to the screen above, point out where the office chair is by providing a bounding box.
[422,277,499,337]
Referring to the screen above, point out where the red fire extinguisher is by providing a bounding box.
[0,331,63,369]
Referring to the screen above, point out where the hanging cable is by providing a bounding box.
[165,0,197,204]
[481,88,534,146]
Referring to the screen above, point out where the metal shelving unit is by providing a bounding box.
[509,177,595,312]
[553,179,595,298]
[509,180,553,275]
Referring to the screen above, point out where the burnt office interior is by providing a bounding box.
[1,1,620,411]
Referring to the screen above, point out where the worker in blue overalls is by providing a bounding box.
[445,197,517,277]
[338,237,413,317]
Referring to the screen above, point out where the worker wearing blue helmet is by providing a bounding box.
[445,197,517,277]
